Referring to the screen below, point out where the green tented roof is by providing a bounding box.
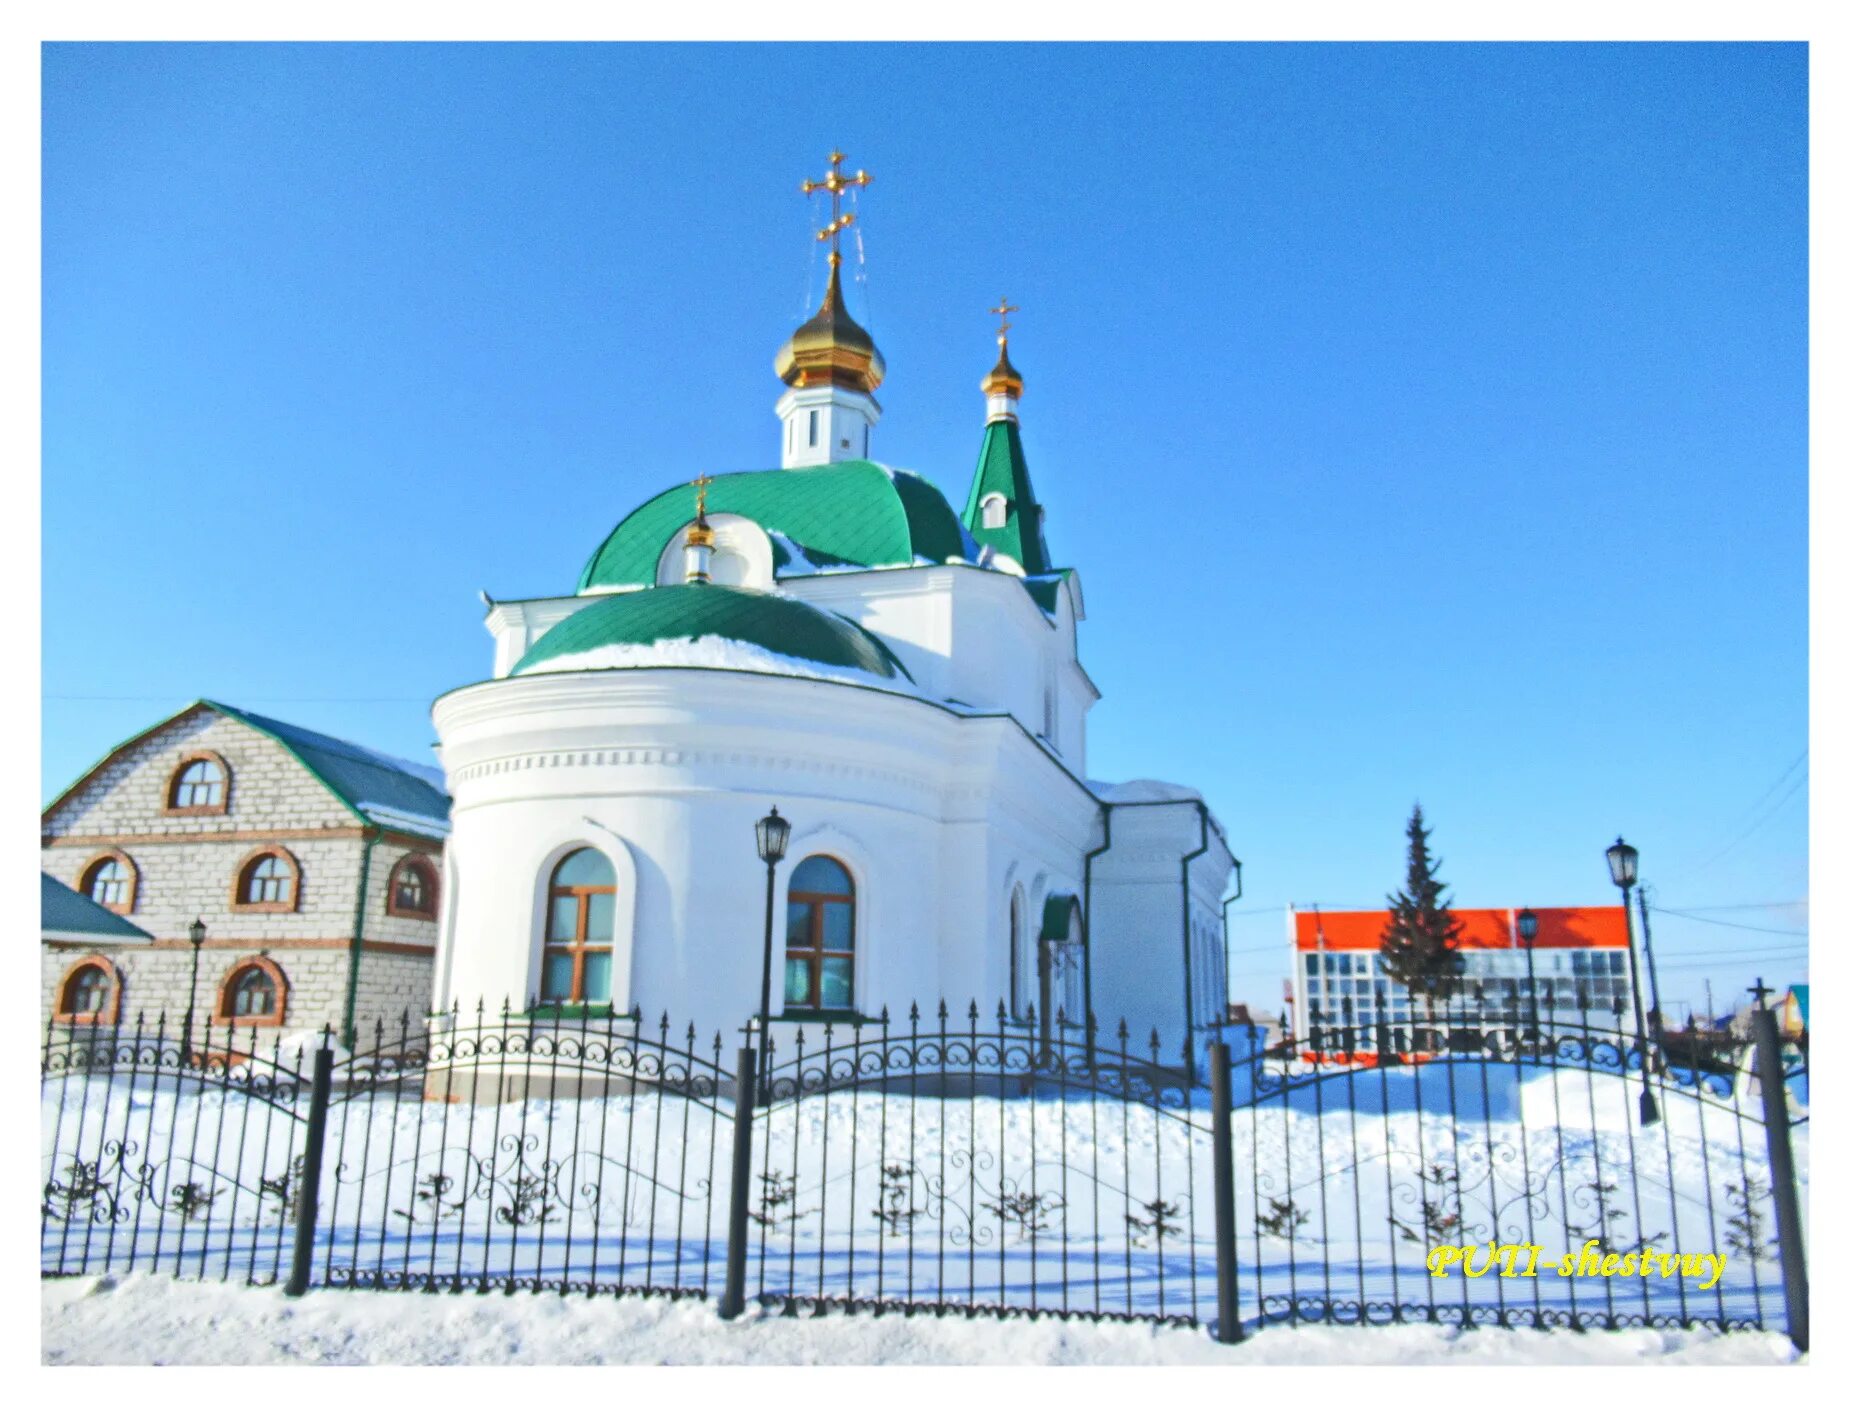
[41,873,153,942]
[206,702,451,833]
[512,583,913,682]
[961,419,1052,576]
[577,461,972,592]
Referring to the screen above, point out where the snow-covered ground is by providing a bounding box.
[43,1057,1803,1333]
[41,1274,1803,1366]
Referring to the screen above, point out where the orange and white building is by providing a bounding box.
[1288,906,1633,1035]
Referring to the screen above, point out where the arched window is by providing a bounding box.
[981,492,1008,530]
[233,847,299,912]
[218,958,287,1027]
[57,958,119,1025]
[167,753,229,814]
[785,855,855,1011]
[1009,886,1029,1019]
[387,855,439,919]
[80,852,136,914]
[542,848,616,1005]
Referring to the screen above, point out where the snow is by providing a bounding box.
[42,1060,1803,1334]
[41,1274,1802,1365]
[1088,779,1204,804]
[355,802,450,839]
[514,634,918,695]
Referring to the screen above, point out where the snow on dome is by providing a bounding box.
[514,635,919,694]
[510,583,913,687]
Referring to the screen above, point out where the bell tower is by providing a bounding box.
[774,152,885,468]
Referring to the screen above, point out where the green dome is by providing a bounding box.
[511,584,913,683]
[577,461,973,593]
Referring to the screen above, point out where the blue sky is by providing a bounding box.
[42,42,1808,1020]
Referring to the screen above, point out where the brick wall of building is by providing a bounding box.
[42,706,443,1041]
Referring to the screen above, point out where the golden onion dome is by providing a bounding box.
[981,336,1024,400]
[775,259,886,394]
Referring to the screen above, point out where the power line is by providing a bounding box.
[1661,899,1808,913]
[1684,750,1809,872]
[1652,908,1809,937]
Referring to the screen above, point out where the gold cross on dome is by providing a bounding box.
[989,297,1019,343]
[691,473,713,517]
[801,150,873,267]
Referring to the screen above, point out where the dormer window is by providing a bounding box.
[980,493,1008,530]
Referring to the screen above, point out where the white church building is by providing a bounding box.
[429,158,1239,1072]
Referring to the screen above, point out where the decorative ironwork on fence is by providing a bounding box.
[41,997,1808,1348]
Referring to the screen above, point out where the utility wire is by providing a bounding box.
[1662,899,1809,913]
[1651,908,1809,937]
[1676,749,1809,874]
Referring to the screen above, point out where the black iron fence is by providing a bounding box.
[41,998,1809,1348]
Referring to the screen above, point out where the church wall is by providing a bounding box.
[1087,801,1238,1068]
[430,669,1101,1047]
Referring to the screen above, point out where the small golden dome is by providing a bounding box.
[981,336,1023,400]
[775,259,886,394]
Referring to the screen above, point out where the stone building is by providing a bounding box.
[41,700,450,1047]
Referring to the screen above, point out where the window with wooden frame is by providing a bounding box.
[218,957,286,1027]
[232,847,299,913]
[387,854,438,919]
[80,851,137,914]
[541,849,615,1005]
[784,855,855,1012]
[166,752,230,815]
[57,957,120,1025]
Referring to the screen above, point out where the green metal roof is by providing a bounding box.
[1042,893,1081,943]
[41,873,153,942]
[577,461,972,592]
[961,418,1052,575]
[204,702,451,833]
[512,583,913,682]
[42,701,451,838]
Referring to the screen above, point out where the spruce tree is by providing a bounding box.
[1377,804,1466,1037]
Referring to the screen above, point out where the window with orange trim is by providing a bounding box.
[80,852,136,914]
[232,848,299,912]
[387,855,438,919]
[166,753,229,815]
[57,957,120,1025]
[217,958,287,1027]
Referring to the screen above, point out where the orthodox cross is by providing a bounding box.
[1749,976,1774,1011]
[989,297,1019,343]
[801,150,873,268]
[691,472,713,518]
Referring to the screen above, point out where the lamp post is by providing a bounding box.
[183,918,207,1065]
[1605,837,1660,1126]
[753,806,791,1070]
[1516,907,1539,1047]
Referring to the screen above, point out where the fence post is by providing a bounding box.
[284,1042,335,1297]
[1751,1008,1808,1351]
[717,1044,758,1320]
[1208,1039,1243,1344]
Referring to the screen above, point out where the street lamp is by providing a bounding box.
[753,807,791,1065]
[183,918,207,1064]
[1604,837,1659,1126]
[1516,907,1539,1045]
